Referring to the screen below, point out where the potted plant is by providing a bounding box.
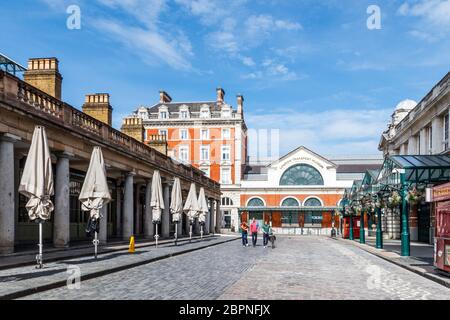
[407,187,423,205]
[387,191,401,208]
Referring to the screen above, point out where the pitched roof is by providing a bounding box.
[269,146,338,168]
[146,102,223,113]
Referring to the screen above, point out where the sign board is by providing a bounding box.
[432,182,450,202]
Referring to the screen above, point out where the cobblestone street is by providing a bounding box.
[20,236,450,300]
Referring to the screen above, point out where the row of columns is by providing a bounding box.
[0,133,222,254]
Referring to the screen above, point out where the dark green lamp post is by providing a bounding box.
[375,193,383,249]
[400,171,410,256]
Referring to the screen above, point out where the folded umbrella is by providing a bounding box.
[197,187,208,225]
[183,183,199,223]
[18,126,54,268]
[19,126,54,221]
[170,177,183,223]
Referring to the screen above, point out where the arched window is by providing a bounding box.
[247,198,264,207]
[279,164,324,186]
[221,197,233,206]
[304,198,322,207]
[281,198,300,207]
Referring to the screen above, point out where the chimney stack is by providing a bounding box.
[237,94,244,115]
[82,93,113,126]
[159,91,172,104]
[216,87,225,105]
[24,57,63,100]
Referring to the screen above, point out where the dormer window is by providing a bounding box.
[180,111,189,119]
[179,105,190,119]
[138,107,148,120]
[221,105,232,118]
[200,105,211,118]
[159,106,169,119]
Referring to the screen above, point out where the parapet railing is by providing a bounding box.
[0,71,220,192]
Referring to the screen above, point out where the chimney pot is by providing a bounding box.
[159,91,172,104]
[217,87,225,104]
[237,94,244,115]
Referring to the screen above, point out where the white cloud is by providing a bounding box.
[398,0,450,28]
[246,107,390,155]
[93,19,193,71]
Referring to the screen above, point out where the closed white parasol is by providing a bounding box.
[18,126,54,268]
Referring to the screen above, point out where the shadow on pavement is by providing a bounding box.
[58,251,147,265]
[0,268,65,282]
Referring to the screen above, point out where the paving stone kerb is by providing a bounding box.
[335,238,450,289]
[0,234,217,270]
[0,235,239,300]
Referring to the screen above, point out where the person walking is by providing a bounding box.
[250,218,259,247]
[241,221,249,247]
[262,221,270,248]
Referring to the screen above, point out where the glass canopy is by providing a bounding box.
[0,53,26,76]
[377,155,450,186]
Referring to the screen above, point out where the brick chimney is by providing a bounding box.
[121,117,144,142]
[24,58,63,100]
[159,91,172,104]
[237,94,244,116]
[217,87,225,105]
[82,93,113,126]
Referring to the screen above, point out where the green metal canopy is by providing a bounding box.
[361,169,381,194]
[377,155,450,186]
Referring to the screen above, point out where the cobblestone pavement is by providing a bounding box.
[0,236,236,299]
[21,236,450,300]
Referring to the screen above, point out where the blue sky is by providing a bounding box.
[2,0,450,157]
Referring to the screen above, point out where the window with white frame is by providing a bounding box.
[222,128,231,140]
[200,106,210,118]
[159,111,168,119]
[180,109,189,119]
[200,167,210,177]
[200,145,210,161]
[201,128,209,140]
[221,167,231,184]
[221,108,231,118]
[159,129,168,137]
[180,129,188,140]
[179,146,189,163]
[444,113,449,151]
[222,145,231,161]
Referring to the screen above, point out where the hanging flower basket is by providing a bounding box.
[407,188,423,205]
[387,191,401,208]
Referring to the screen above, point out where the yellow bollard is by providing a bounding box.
[128,236,135,253]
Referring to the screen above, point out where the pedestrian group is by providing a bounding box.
[240,218,276,248]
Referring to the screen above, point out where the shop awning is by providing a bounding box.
[238,206,339,213]
[361,169,381,194]
[377,155,450,186]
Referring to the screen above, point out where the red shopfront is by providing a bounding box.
[432,182,450,273]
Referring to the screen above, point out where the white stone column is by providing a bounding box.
[134,184,142,236]
[123,173,134,240]
[144,180,154,238]
[162,184,170,238]
[210,200,215,234]
[99,205,108,244]
[215,200,221,233]
[205,198,210,234]
[432,117,444,154]
[0,134,20,254]
[53,154,70,248]
[115,181,122,237]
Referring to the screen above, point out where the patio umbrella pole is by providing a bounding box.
[36,222,43,269]
[93,231,99,259]
[200,225,203,240]
[174,224,178,245]
[189,223,192,243]
[155,223,159,248]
